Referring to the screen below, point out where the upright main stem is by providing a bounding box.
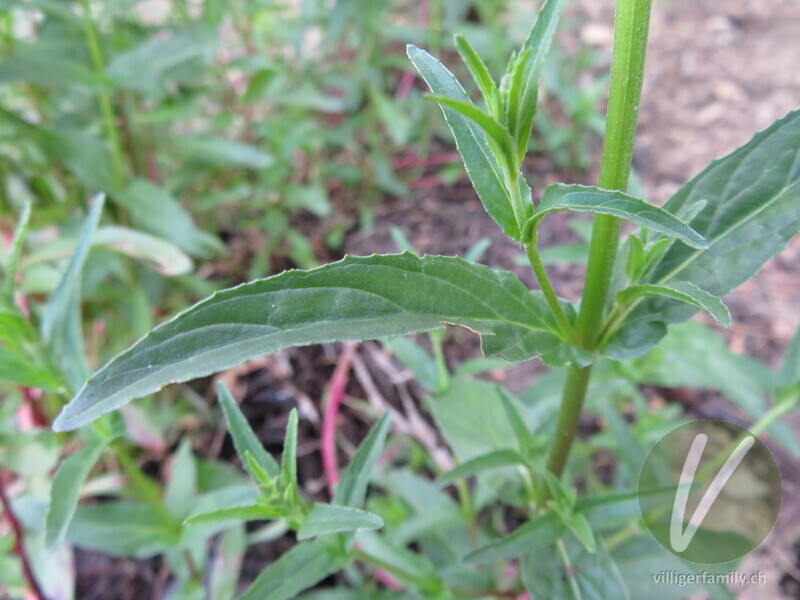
[546,0,652,479]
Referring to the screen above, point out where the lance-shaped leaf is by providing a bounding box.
[218,382,280,479]
[521,538,629,600]
[184,505,273,527]
[408,45,526,239]
[616,282,731,328]
[454,35,501,118]
[524,184,707,249]
[436,449,529,487]
[54,253,588,431]
[297,504,384,540]
[464,510,565,564]
[45,438,109,549]
[334,413,391,508]
[427,96,515,169]
[514,0,565,150]
[41,195,105,392]
[606,109,800,358]
[238,537,348,600]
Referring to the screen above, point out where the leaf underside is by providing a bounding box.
[54,253,589,431]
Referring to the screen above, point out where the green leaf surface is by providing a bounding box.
[184,504,271,526]
[41,195,104,392]
[454,35,500,118]
[45,438,108,550]
[428,380,521,463]
[428,96,514,168]
[526,184,707,249]
[92,226,193,276]
[436,449,529,487]
[238,538,348,600]
[107,29,216,94]
[516,0,565,148]
[209,526,246,600]
[115,179,224,258]
[463,510,564,563]
[0,55,104,90]
[67,501,176,557]
[3,200,30,299]
[281,408,299,503]
[0,346,62,389]
[54,253,587,430]
[334,413,391,508]
[778,319,800,390]
[609,110,800,357]
[617,282,731,328]
[169,136,274,170]
[297,504,384,540]
[521,538,629,600]
[164,439,198,519]
[217,382,280,479]
[407,46,524,239]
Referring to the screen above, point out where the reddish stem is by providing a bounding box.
[0,472,45,600]
[320,342,357,498]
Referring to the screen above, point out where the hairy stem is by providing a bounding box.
[546,0,653,479]
[524,239,573,339]
[512,173,573,337]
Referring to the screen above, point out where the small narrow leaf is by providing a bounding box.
[504,48,533,146]
[281,409,299,502]
[54,254,587,431]
[517,0,565,148]
[3,200,31,299]
[407,45,521,239]
[525,184,708,249]
[616,282,731,328]
[334,413,391,508]
[463,510,565,563]
[297,504,383,540]
[625,235,646,280]
[497,387,534,456]
[427,96,514,168]
[217,382,280,479]
[184,505,272,527]
[564,513,596,554]
[41,195,105,391]
[238,538,347,600]
[436,449,529,487]
[164,439,197,519]
[45,438,108,549]
[454,35,501,118]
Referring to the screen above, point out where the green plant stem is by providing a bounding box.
[545,364,592,478]
[78,0,126,189]
[114,443,178,531]
[455,479,479,548]
[524,238,573,339]
[545,0,652,480]
[511,171,573,337]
